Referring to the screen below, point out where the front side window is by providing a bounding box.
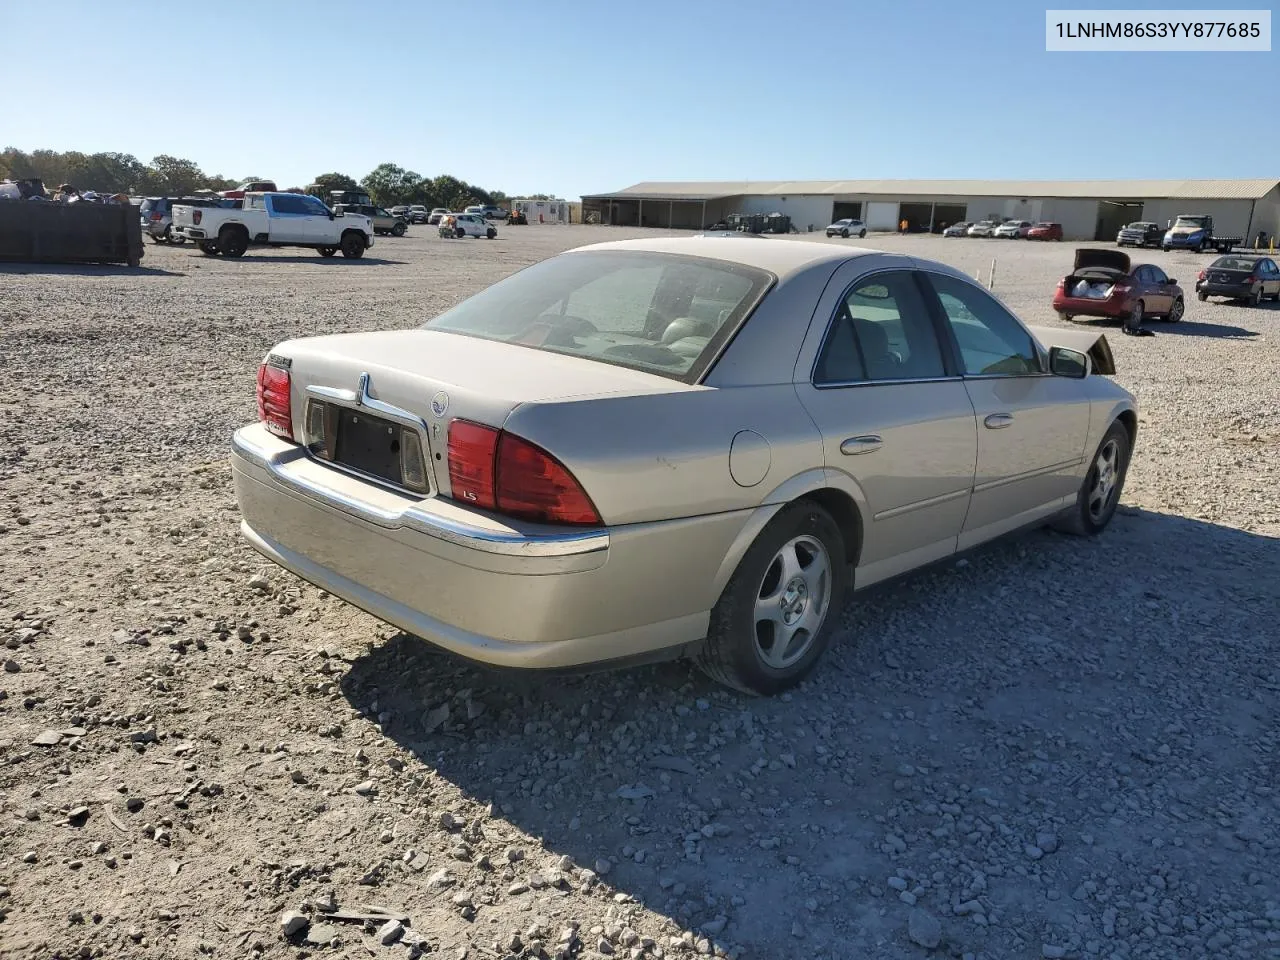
[423,251,771,381]
[814,271,946,384]
[926,273,1041,377]
[270,194,307,215]
[1147,265,1167,284]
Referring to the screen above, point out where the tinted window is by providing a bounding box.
[815,271,946,384]
[270,194,308,215]
[300,196,329,216]
[1147,265,1167,284]
[926,273,1041,377]
[423,251,771,381]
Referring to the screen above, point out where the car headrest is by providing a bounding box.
[661,317,714,344]
[852,317,890,360]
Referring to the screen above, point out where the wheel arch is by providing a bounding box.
[707,469,869,600]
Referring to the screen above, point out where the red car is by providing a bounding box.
[1053,249,1185,332]
[1027,221,1063,241]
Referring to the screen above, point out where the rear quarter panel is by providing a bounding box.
[502,384,826,526]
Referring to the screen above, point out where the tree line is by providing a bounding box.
[2,148,556,209]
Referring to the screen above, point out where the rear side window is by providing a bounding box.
[814,271,946,384]
[925,273,1041,377]
[423,251,772,381]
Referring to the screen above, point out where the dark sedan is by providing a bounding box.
[1195,255,1280,305]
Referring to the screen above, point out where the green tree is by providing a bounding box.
[362,163,422,207]
[147,155,207,195]
[310,171,360,199]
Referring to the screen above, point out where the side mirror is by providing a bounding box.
[1165,277,1176,285]
[329,211,336,220]
[1049,345,1089,379]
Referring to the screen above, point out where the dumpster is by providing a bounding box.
[0,200,144,266]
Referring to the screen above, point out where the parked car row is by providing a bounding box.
[946,219,1063,240]
[1052,248,1280,336]
[1123,214,1242,254]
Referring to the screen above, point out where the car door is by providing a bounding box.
[1142,264,1173,313]
[920,271,1091,548]
[794,264,977,587]
[265,193,309,242]
[1263,259,1280,297]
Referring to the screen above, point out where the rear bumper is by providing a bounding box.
[1053,295,1129,318]
[175,227,207,240]
[229,424,742,669]
[1196,281,1253,297]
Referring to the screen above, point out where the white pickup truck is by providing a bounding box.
[172,192,375,259]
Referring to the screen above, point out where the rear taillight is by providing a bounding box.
[150,212,163,222]
[447,420,601,526]
[1113,285,1131,294]
[1055,279,1065,290]
[193,209,202,225]
[256,361,293,440]
[1198,270,1206,281]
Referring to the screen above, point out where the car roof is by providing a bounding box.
[564,236,880,279]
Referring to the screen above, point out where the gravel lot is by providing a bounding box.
[2,226,1277,960]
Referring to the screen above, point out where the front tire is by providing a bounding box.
[392,222,407,237]
[1197,290,1208,302]
[1165,297,1184,322]
[1053,422,1130,536]
[696,502,847,696]
[486,228,497,239]
[840,229,849,238]
[199,241,220,256]
[340,232,366,258]
[858,229,866,238]
[1124,300,1144,334]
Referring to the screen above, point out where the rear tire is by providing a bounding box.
[1197,291,1208,302]
[392,222,407,237]
[218,227,248,258]
[840,229,849,238]
[1248,286,1262,307]
[696,501,848,696]
[340,232,366,258]
[859,229,866,238]
[486,228,496,239]
[455,226,466,238]
[1053,421,1130,536]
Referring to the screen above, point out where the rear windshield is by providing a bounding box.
[423,250,773,381]
[1211,257,1257,271]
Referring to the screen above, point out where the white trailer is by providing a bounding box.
[513,199,569,224]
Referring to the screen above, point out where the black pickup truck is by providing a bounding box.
[1161,214,1241,254]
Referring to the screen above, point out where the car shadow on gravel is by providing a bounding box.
[333,506,1280,954]
[193,254,408,266]
[0,261,183,277]
[1071,317,1260,338]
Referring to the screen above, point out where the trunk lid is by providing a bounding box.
[1072,248,1129,273]
[277,329,693,493]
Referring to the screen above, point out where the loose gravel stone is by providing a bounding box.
[907,909,942,949]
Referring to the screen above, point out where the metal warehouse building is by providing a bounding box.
[582,179,1280,242]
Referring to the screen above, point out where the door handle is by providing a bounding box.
[984,413,1015,430]
[840,435,883,455]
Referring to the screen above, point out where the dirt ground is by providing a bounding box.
[1,226,1277,960]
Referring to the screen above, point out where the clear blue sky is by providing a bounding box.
[4,0,1275,198]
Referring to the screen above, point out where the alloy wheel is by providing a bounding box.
[753,536,831,669]
[1087,439,1121,523]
